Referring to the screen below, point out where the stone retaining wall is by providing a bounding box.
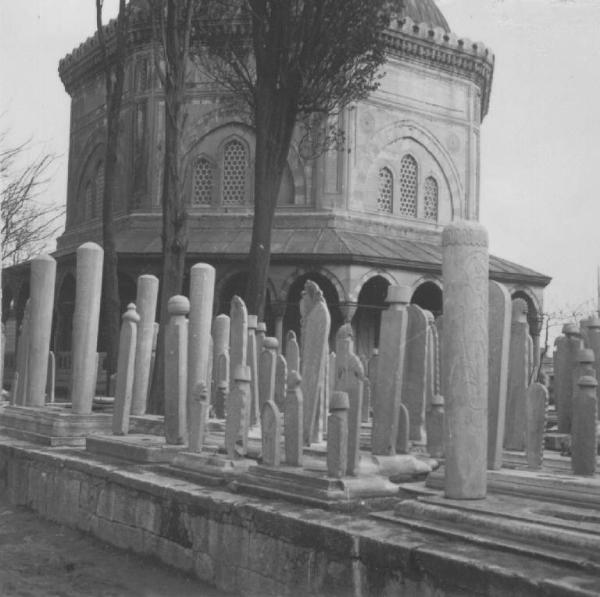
[0,440,581,596]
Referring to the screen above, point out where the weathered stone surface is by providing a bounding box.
[164,296,189,445]
[228,296,247,417]
[572,375,597,476]
[525,383,547,470]
[285,330,300,374]
[554,324,582,433]
[403,304,428,444]
[71,242,104,414]
[131,275,158,416]
[215,353,229,418]
[224,365,251,459]
[371,285,410,456]
[487,280,511,469]
[246,315,260,427]
[26,254,56,407]
[258,337,278,414]
[261,400,282,467]
[327,391,349,479]
[334,324,364,476]
[396,403,410,455]
[112,305,140,435]
[13,300,30,406]
[426,395,444,459]
[442,220,488,500]
[188,382,210,453]
[274,353,287,412]
[299,281,331,445]
[504,299,529,451]
[211,314,230,407]
[284,371,303,467]
[572,349,596,409]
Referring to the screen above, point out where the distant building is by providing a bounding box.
[2,0,550,360]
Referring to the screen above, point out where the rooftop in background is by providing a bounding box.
[394,0,451,32]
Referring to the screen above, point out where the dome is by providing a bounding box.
[391,0,450,32]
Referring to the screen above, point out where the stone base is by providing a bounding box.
[360,454,437,481]
[86,434,185,463]
[0,405,112,446]
[374,492,600,574]
[169,451,252,486]
[233,465,399,510]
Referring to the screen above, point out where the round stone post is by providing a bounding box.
[131,275,159,415]
[26,254,56,407]
[188,264,216,404]
[572,375,598,476]
[442,220,489,499]
[71,242,104,414]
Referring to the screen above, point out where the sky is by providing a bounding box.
[1,0,599,331]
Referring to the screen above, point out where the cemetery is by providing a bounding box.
[1,222,599,596]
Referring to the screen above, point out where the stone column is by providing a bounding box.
[327,391,349,479]
[164,296,189,445]
[572,375,598,476]
[442,220,489,500]
[131,274,159,416]
[228,296,248,415]
[71,243,104,414]
[188,263,215,418]
[525,382,547,470]
[26,254,56,407]
[188,382,209,453]
[258,337,278,414]
[284,371,303,466]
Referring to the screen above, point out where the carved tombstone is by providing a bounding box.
[211,314,230,408]
[397,402,410,455]
[188,382,210,453]
[274,353,287,412]
[112,304,140,435]
[334,324,364,476]
[572,349,596,407]
[442,220,489,500]
[164,296,189,445]
[285,330,300,374]
[427,395,444,459]
[327,391,349,479]
[14,300,31,406]
[402,304,428,445]
[215,352,229,418]
[261,401,282,467]
[554,324,583,433]
[525,382,548,470]
[504,299,529,451]
[224,365,252,459]
[371,285,410,456]
[572,375,598,476]
[256,322,267,365]
[247,315,260,426]
[258,337,278,414]
[487,281,511,469]
[299,280,331,445]
[284,372,303,466]
[46,351,55,403]
[228,296,248,417]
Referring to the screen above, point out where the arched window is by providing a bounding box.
[399,154,418,217]
[94,162,104,219]
[84,182,93,222]
[424,176,438,221]
[222,139,247,205]
[377,167,393,213]
[192,157,214,205]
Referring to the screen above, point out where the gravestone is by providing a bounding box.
[284,371,303,466]
[188,382,210,453]
[367,348,379,412]
[334,324,364,476]
[164,296,189,445]
[327,391,349,479]
[371,285,410,455]
[224,365,252,459]
[572,349,596,404]
[403,304,428,445]
[215,352,229,417]
[442,220,489,500]
[256,323,266,364]
[228,296,248,418]
[247,315,260,426]
[14,300,31,406]
[555,324,582,433]
[525,382,548,470]
[261,401,282,467]
[258,337,278,413]
[571,375,598,476]
[26,254,56,407]
[112,304,140,435]
[362,378,371,423]
[504,299,529,451]
[274,353,287,412]
[299,280,331,445]
[397,402,410,455]
[131,275,158,416]
[46,351,55,403]
[211,314,230,406]
[488,280,511,469]
[427,394,444,459]
[71,243,104,414]
[285,330,300,374]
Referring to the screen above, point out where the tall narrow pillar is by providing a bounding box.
[70,243,104,414]
[26,254,56,407]
[442,221,489,499]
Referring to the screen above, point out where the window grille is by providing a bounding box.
[192,157,213,205]
[399,155,418,217]
[377,167,393,213]
[424,176,438,221]
[222,140,246,206]
[94,163,104,218]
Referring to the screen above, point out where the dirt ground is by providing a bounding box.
[0,496,233,597]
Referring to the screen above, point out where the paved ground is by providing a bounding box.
[0,496,234,597]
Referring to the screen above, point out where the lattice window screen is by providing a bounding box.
[424,176,438,221]
[192,157,213,205]
[377,167,393,213]
[399,155,418,217]
[94,163,104,218]
[222,140,246,205]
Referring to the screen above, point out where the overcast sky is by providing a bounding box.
[1,0,598,330]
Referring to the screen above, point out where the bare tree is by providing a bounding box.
[96,0,129,384]
[198,0,389,318]
[1,132,62,266]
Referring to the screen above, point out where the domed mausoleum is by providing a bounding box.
[2,0,550,364]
